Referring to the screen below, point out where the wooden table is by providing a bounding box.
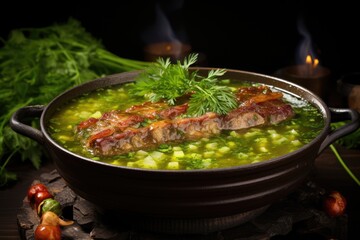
[0,145,359,240]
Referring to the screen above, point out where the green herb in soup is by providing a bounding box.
[48,81,324,170]
[129,53,238,116]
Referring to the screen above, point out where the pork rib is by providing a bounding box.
[76,86,295,156]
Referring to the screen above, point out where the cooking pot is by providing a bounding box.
[10,68,359,233]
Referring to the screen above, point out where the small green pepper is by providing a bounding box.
[38,198,62,216]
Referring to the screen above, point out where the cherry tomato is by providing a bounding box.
[27,183,48,204]
[323,190,347,217]
[34,191,54,211]
[34,224,61,240]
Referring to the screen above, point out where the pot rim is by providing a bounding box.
[40,68,330,174]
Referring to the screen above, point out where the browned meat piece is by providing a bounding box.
[125,102,168,119]
[85,113,221,156]
[78,102,188,131]
[236,85,283,105]
[175,112,221,139]
[125,101,188,119]
[76,85,295,156]
[77,117,99,130]
[221,100,294,130]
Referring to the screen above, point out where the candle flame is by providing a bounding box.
[306,55,312,65]
[313,58,319,68]
[305,54,319,69]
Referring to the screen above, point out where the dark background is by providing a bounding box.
[1,0,360,81]
[1,1,360,239]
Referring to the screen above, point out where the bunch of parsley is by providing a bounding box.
[0,18,151,186]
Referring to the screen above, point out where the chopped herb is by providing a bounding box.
[129,53,238,116]
[157,144,173,153]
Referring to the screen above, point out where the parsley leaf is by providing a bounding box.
[130,53,237,116]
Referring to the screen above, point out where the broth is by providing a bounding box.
[48,81,324,170]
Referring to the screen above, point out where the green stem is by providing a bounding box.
[0,149,19,187]
[330,144,360,186]
[91,58,134,72]
[0,98,33,130]
[55,42,81,84]
[96,49,151,69]
[0,149,18,172]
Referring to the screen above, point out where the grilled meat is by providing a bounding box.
[76,86,295,156]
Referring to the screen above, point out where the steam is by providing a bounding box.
[141,1,185,45]
[296,17,317,65]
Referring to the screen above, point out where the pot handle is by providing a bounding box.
[10,105,45,144]
[318,108,360,154]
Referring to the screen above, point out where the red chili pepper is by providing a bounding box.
[27,183,48,204]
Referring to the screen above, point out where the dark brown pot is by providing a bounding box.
[10,68,359,233]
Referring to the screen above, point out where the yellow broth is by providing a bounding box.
[47,82,324,170]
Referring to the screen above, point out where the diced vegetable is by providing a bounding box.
[90,111,102,119]
[187,144,198,151]
[227,141,236,148]
[259,146,268,153]
[205,142,218,150]
[203,151,215,158]
[167,162,179,170]
[150,151,166,161]
[291,140,302,146]
[173,150,185,158]
[173,146,182,151]
[273,137,288,145]
[218,146,230,154]
[135,150,148,158]
[135,156,158,169]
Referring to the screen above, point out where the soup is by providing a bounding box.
[47,81,324,170]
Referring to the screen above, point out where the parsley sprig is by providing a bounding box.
[130,53,238,116]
